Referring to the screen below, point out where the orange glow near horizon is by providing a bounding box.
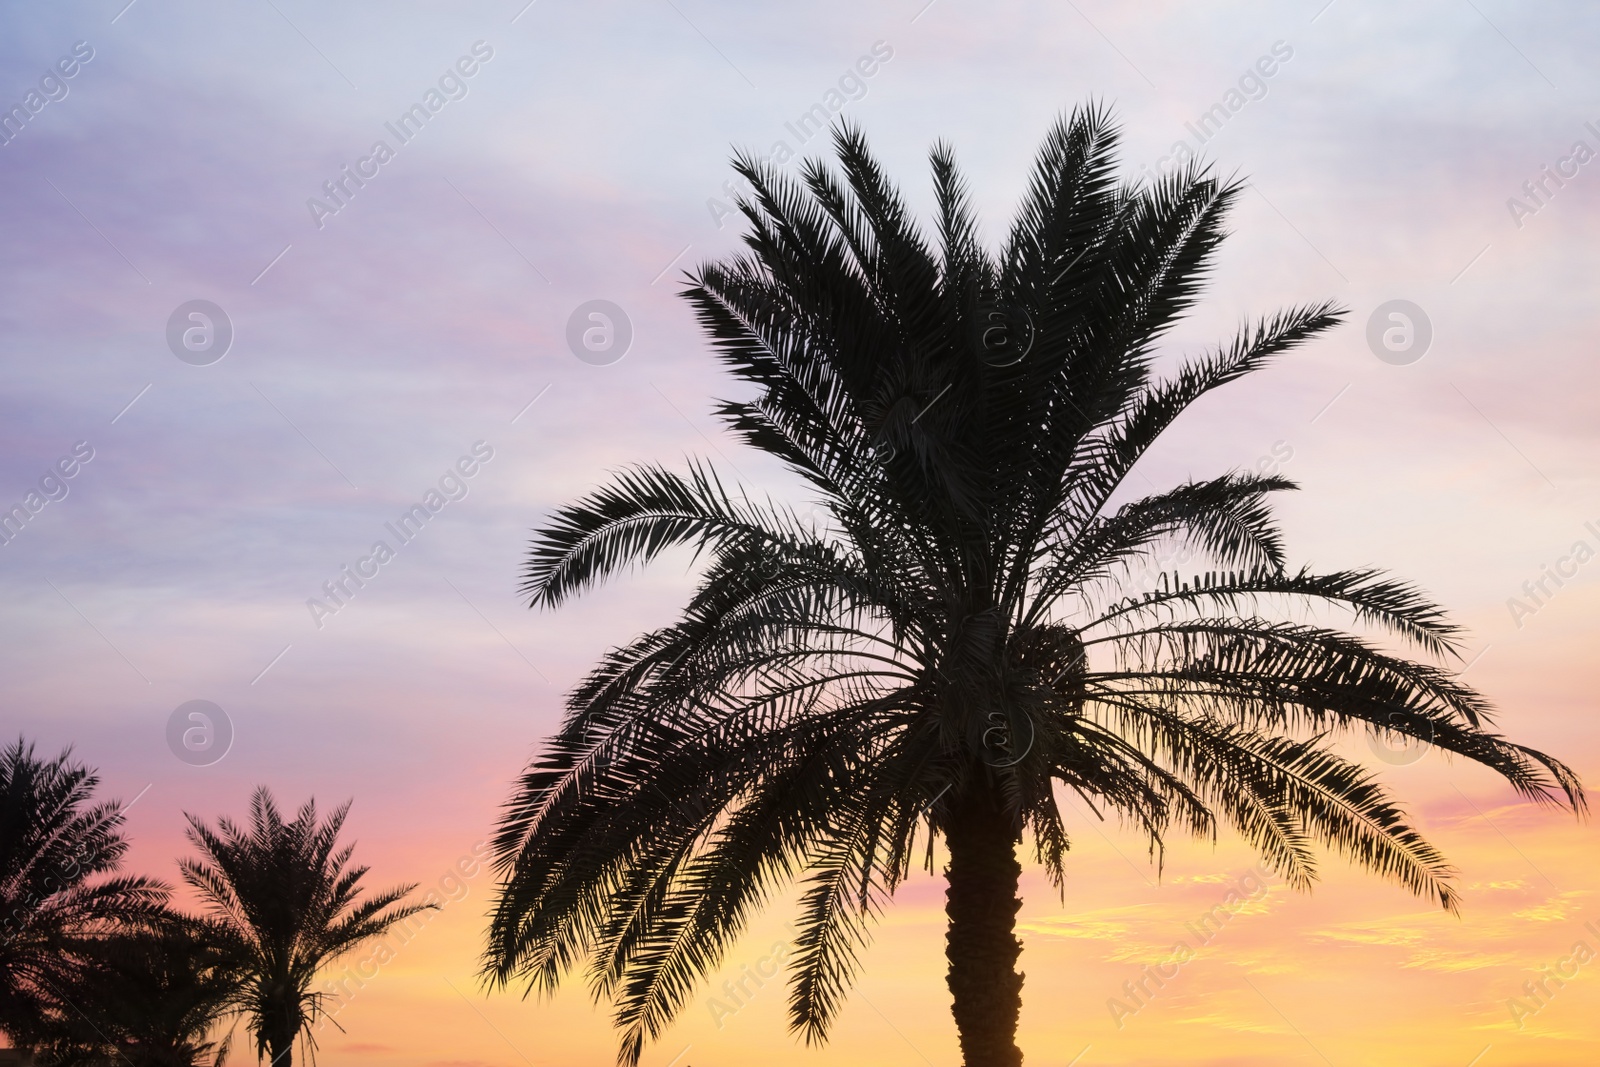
[276,774,1594,1067]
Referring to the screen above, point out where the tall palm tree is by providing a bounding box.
[483,110,1585,1067]
[34,914,239,1067]
[180,788,431,1067]
[0,738,168,1049]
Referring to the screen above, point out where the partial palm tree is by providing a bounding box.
[34,914,239,1067]
[181,788,431,1067]
[483,109,1585,1067]
[0,738,168,1049]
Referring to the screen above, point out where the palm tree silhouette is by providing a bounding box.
[34,914,238,1067]
[484,110,1585,1066]
[181,788,431,1067]
[0,738,167,1050]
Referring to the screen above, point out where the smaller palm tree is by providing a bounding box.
[0,737,168,1049]
[35,914,239,1067]
[180,787,431,1067]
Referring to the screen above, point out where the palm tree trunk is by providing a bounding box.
[266,1028,295,1067]
[943,780,1024,1067]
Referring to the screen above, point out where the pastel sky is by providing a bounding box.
[3,1,1598,1065]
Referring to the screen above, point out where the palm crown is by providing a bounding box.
[181,788,430,1067]
[35,916,239,1067]
[0,738,168,1046]
[485,108,1584,1067]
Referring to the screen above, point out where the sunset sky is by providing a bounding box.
[3,1,1598,1065]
